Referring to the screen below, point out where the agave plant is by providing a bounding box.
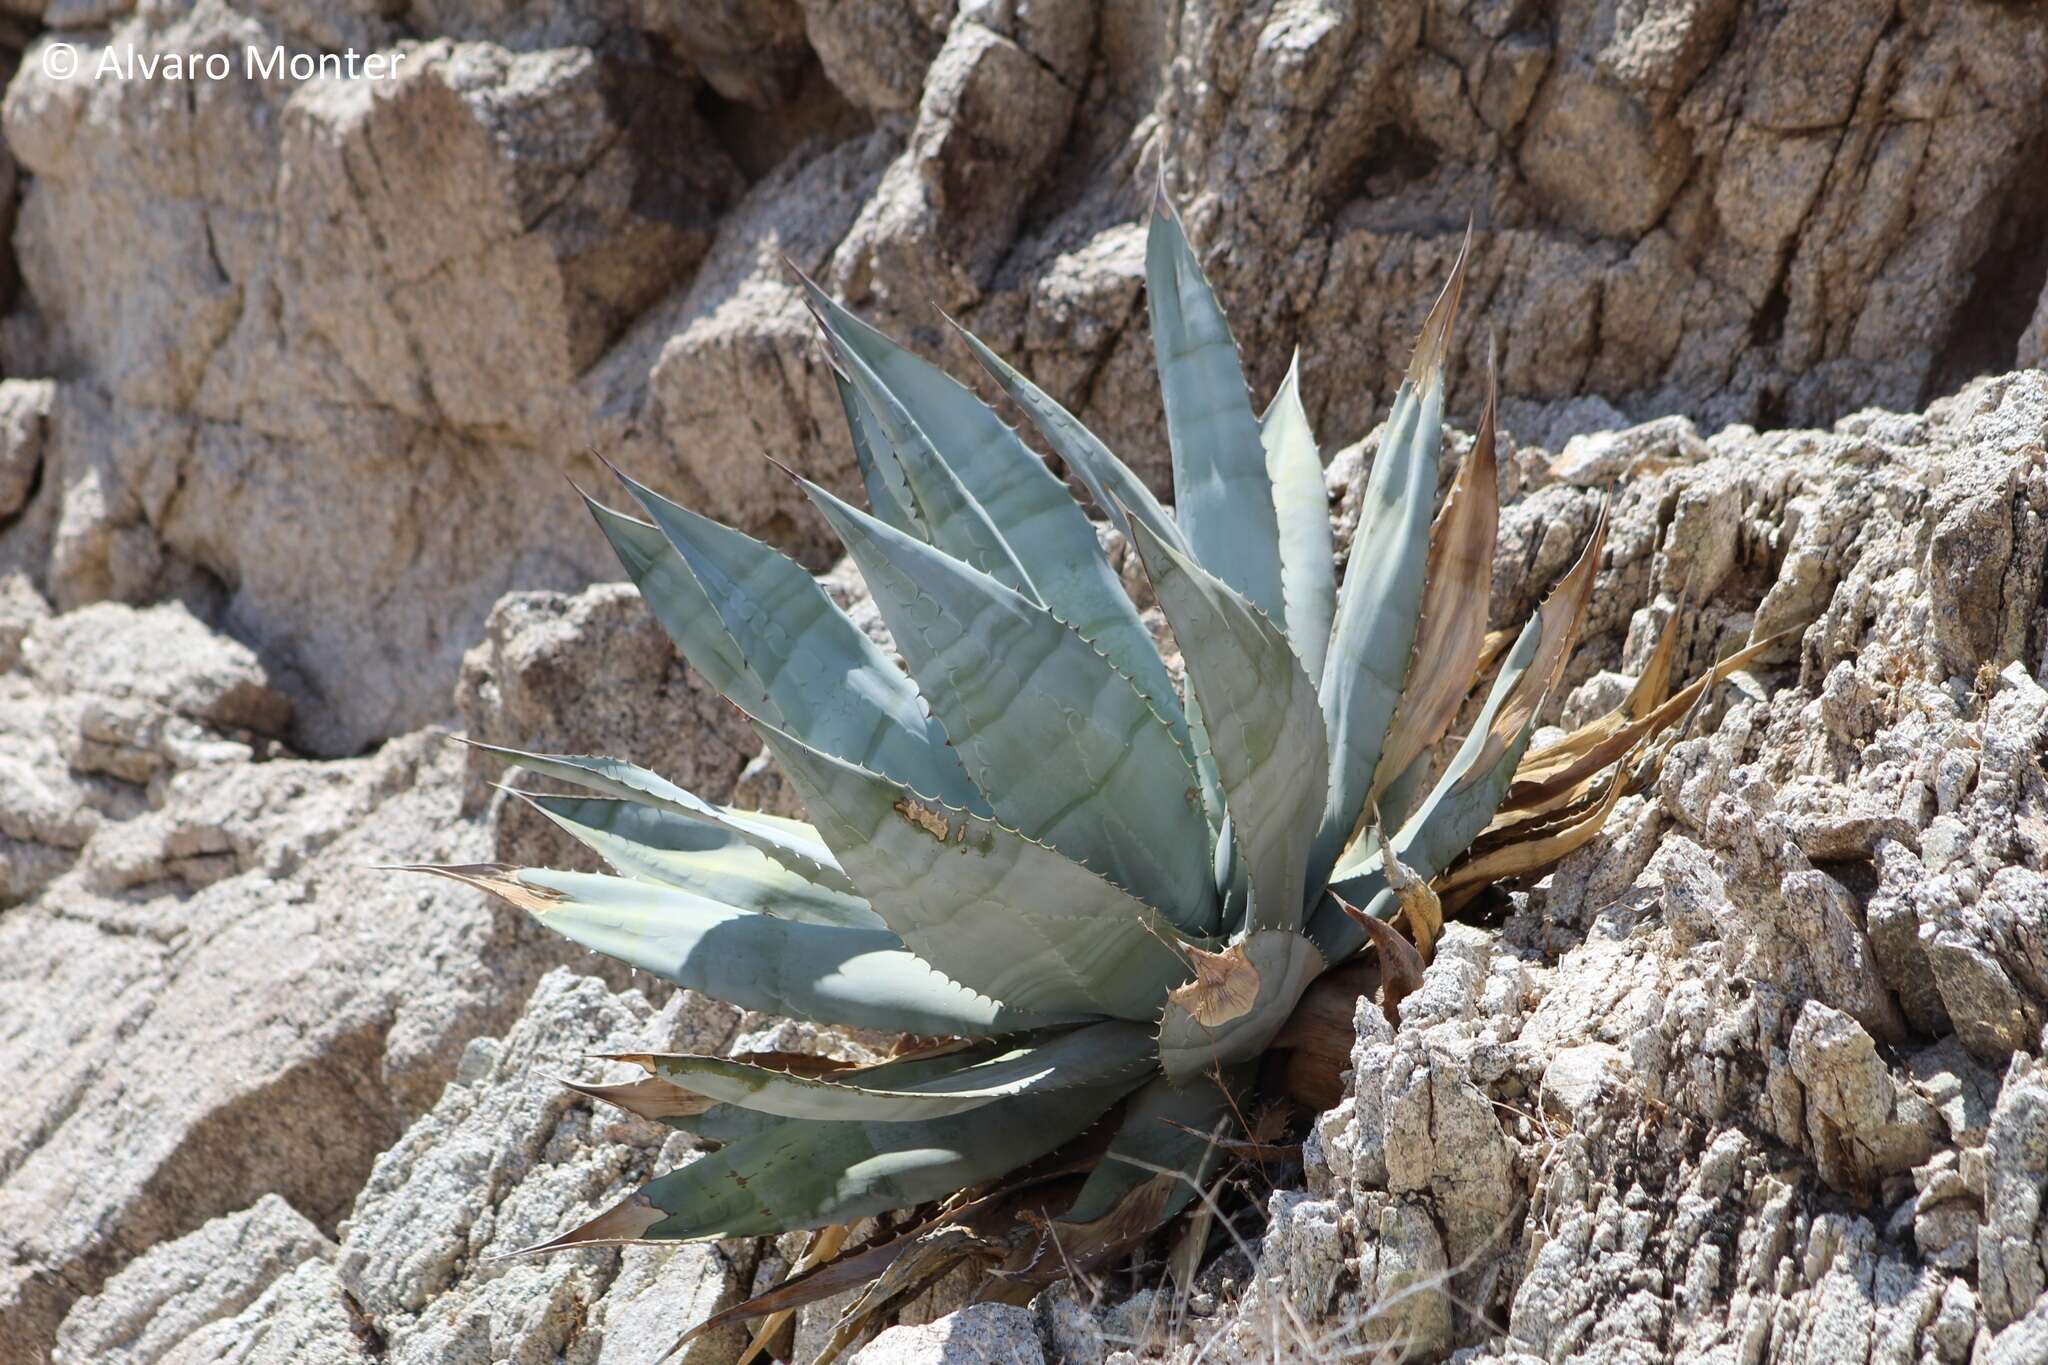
[405,195,1765,1349]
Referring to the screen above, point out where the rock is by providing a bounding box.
[1980,1049,2048,1331]
[1541,1041,1634,1131]
[832,2,1093,315]
[1548,413,1711,486]
[0,571,48,670]
[1259,1192,1345,1319]
[1519,65,1691,238]
[0,560,788,1362]
[1991,1295,2048,1365]
[646,0,810,107]
[1032,1284,1106,1365]
[0,8,743,755]
[22,601,290,737]
[848,1302,1045,1365]
[1351,1193,1452,1358]
[0,729,521,1364]
[798,0,950,114]
[164,1257,375,1365]
[334,970,748,1362]
[52,1195,334,1365]
[1787,1001,1935,1191]
[0,377,52,519]
[453,583,760,865]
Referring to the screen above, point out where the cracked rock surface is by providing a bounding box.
[0,0,2043,754]
[0,2,2046,1363]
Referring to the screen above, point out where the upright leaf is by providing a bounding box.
[755,721,1197,1021]
[1260,350,1336,677]
[1146,196,1287,623]
[828,364,923,538]
[1129,519,1326,932]
[612,470,984,814]
[586,498,774,720]
[1310,235,1471,891]
[1365,351,1501,821]
[800,282,1185,738]
[801,477,1217,931]
[823,331,1038,601]
[950,322,1183,555]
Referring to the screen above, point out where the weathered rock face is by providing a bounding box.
[13,372,2038,1365]
[2,2,2046,1363]
[0,572,766,1364]
[0,0,2043,755]
[1179,371,2048,1364]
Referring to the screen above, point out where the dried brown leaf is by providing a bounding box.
[1368,347,1501,820]
[1168,942,1262,1027]
[1337,897,1426,1025]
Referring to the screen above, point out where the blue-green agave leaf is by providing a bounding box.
[522,1078,1139,1248]
[754,720,1197,1020]
[611,471,985,815]
[800,284,1186,740]
[800,478,1218,931]
[948,320,1184,556]
[416,863,1076,1035]
[569,1044,1025,1142]
[1310,236,1470,892]
[823,330,1039,601]
[586,500,776,720]
[829,363,924,538]
[1146,196,1287,625]
[1060,1068,1248,1226]
[616,1021,1155,1121]
[469,741,859,895]
[516,792,882,930]
[1260,350,1336,678]
[1128,518,1326,933]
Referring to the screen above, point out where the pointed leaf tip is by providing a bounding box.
[506,1193,668,1258]
[1406,227,1474,388]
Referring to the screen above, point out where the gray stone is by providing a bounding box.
[3,5,2048,1360]
[334,970,747,1362]
[53,1195,334,1365]
[848,1302,1045,1364]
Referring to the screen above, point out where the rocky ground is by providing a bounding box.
[1,1,2046,1362]
[5,370,2045,1363]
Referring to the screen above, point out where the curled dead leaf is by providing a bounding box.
[1338,897,1425,1025]
[1376,823,1443,961]
[1169,942,1262,1027]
